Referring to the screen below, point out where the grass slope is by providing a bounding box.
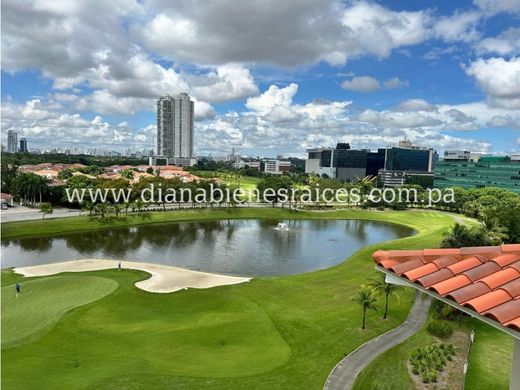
[2,210,456,389]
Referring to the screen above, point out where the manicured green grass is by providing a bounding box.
[353,307,515,390]
[465,320,513,390]
[1,210,455,389]
[2,275,118,347]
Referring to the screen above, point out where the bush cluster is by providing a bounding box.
[409,343,456,383]
[426,320,454,338]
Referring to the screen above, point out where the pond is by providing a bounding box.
[1,219,414,276]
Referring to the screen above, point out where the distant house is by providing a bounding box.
[32,169,59,179]
[71,171,97,180]
[1,193,13,206]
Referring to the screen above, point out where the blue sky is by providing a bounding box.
[1,0,519,157]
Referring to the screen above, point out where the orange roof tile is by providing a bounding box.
[416,268,454,287]
[373,244,520,333]
[379,259,402,269]
[497,279,520,298]
[447,282,491,304]
[484,299,520,324]
[462,262,500,282]
[491,254,520,267]
[403,263,438,281]
[464,290,512,312]
[504,316,520,331]
[479,268,520,289]
[390,258,425,275]
[430,275,471,295]
[447,256,482,274]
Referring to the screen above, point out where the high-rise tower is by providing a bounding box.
[156,93,194,159]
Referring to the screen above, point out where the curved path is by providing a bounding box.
[324,292,431,390]
[14,259,250,293]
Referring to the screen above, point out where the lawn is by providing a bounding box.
[353,303,514,389]
[1,209,465,389]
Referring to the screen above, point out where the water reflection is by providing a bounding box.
[1,219,414,276]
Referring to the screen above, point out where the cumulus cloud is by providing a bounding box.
[477,28,520,56]
[1,99,154,149]
[394,99,437,112]
[133,0,438,67]
[465,57,520,109]
[196,88,496,155]
[433,11,481,42]
[341,76,408,92]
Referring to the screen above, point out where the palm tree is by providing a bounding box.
[479,208,509,245]
[353,285,378,330]
[112,203,124,218]
[369,273,401,319]
[81,201,96,218]
[94,203,111,220]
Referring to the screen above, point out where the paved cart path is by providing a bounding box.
[324,292,431,390]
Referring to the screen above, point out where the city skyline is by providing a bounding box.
[1,1,520,157]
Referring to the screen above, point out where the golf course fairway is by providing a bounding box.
[2,209,499,389]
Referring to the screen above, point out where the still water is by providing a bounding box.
[1,219,413,276]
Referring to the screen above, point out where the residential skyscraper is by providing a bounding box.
[156,93,194,161]
[7,130,18,153]
[19,137,28,153]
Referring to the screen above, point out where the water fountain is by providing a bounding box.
[274,222,289,231]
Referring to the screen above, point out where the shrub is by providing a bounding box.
[427,320,454,338]
[409,343,455,383]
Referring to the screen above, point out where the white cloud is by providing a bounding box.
[341,76,381,92]
[487,115,520,129]
[394,99,437,112]
[465,57,520,109]
[477,28,520,56]
[246,84,299,113]
[1,99,154,149]
[189,64,258,103]
[341,2,431,59]
[473,0,520,15]
[383,77,409,89]
[433,11,481,42]
[341,76,408,92]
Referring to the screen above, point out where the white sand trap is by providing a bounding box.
[14,259,251,293]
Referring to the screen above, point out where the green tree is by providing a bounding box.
[369,273,401,319]
[352,285,378,330]
[257,175,293,205]
[57,168,75,180]
[13,173,49,206]
[1,161,18,194]
[94,203,112,220]
[121,169,134,180]
[39,202,53,219]
[81,200,96,218]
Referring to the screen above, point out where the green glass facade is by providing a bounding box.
[434,156,520,193]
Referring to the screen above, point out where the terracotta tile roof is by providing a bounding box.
[373,244,520,333]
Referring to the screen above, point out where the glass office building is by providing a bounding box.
[434,155,520,193]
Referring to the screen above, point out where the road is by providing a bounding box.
[323,292,431,390]
[0,202,293,222]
